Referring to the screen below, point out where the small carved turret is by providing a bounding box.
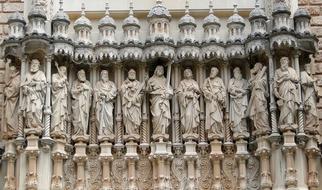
[7,11,26,39]
[122,0,140,44]
[249,0,268,36]
[147,0,172,42]
[272,0,292,31]
[227,4,245,43]
[74,3,92,45]
[294,8,311,35]
[203,0,221,43]
[178,0,197,42]
[98,1,116,44]
[27,0,47,34]
[52,0,70,39]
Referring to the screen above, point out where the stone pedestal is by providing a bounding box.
[50,132,67,190]
[282,130,298,190]
[3,140,16,190]
[210,139,223,190]
[256,136,272,190]
[305,137,320,190]
[235,139,249,190]
[124,136,139,190]
[25,128,42,190]
[72,135,89,190]
[98,135,114,190]
[184,140,197,190]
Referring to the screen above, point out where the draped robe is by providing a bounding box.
[121,79,143,135]
[71,80,92,136]
[51,73,68,132]
[94,80,117,136]
[177,79,200,134]
[301,71,318,130]
[228,78,248,136]
[274,67,299,125]
[202,77,226,136]
[22,70,46,129]
[247,69,270,133]
[146,76,173,135]
[4,72,20,136]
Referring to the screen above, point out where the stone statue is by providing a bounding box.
[146,65,173,136]
[202,67,226,138]
[274,57,300,127]
[177,69,200,135]
[71,69,92,136]
[247,63,270,135]
[121,69,143,136]
[301,64,319,133]
[3,63,20,137]
[94,70,117,136]
[51,64,68,133]
[228,67,249,139]
[21,59,46,129]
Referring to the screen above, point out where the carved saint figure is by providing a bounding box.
[71,70,92,136]
[301,64,319,132]
[274,57,299,126]
[4,63,20,137]
[146,65,173,135]
[51,65,68,132]
[202,67,226,137]
[94,70,117,136]
[21,59,46,129]
[121,69,143,136]
[228,67,249,138]
[247,63,270,135]
[177,69,200,135]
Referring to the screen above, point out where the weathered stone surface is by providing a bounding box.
[2,2,23,12]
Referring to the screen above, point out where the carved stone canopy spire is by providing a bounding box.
[227,4,245,26]
[52,0,70,23]
[249,0,267,21]
[99,1,116,28]
[147,0,171,20]
[28,0,46,19]
[123,0,140,28]
[203,0,220,27]
[179,0,196,27]
[74,3,92,29]
[272,0,290,16]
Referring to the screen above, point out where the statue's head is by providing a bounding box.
[30,59,40,73]
[254,62,263,71]
[209,67,219,78]
[233,67,242,80]
[183,68,193,79]
[128,69,136,81]
[77,69,86,82]
[280,57,289,71]
[304,64,312,74]
[59,66,67,76]
[101,70,109,82]
[9,65,18,76]
[154,65,164,77]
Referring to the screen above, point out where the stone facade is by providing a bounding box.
[0,0,321,190]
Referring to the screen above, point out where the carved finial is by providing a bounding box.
[81,3,85,16]
[59,0,63,11]
[129,0,134,16]
[233,4,238,14]
[255,0,260,8]
[185,0,190,15]
[209,0,214,14]
[34,0,40,6]
[105,1,110,16]
[156,0,162,5]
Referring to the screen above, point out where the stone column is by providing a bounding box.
[256,136,272,190]
[50,134,67,190]
[89,65,98,145]
[3,140,16,190]
[305,137,320,190]
[196,63,206,144]
[98,136,113,190]
[139,63,149,147]
[210,139,223,190]
[236,139,249,190]
[72,136,88,190]
[124,138,139,190]
[283,131,298,190]
[16,55,27,147]
[114,63,123,147]
[172,63,181,144]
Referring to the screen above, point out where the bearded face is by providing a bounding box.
[30,60,40,73]
[101,70,109,82]
[209,67,218,78]
[233,68,242,80]
[128,69,136,81]
[78,70,86,82]
[9,66,18,77]
[184,69,193,79]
